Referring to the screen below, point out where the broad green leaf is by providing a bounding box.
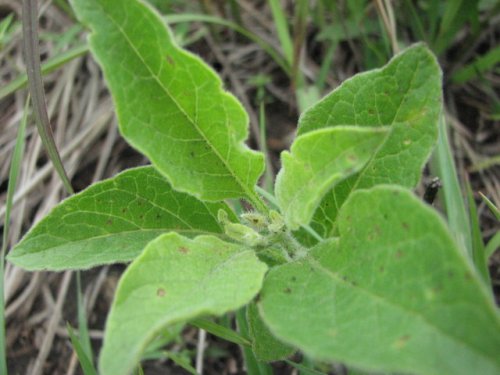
[260,186,500,375]
[247,302,295,362]
[69,0,265,206]
[298,44,442,238]
[275,126,388,230]
[8,167,233,270]
[99,233,267,375]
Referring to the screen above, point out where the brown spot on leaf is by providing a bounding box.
[157,288,166,297]
[106,219,113,225]
[402,222,409,230]
[379,266,385,273]
[178,246,189,254]
[291,276,297,282]
[121,207,128,213]
[395,250,404,258]
[166,55,175,65]
[284,287,292,294]
[394,335,411,349]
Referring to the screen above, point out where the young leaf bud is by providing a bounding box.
[268,210,285,233]
[217,209,229,225]
[241,211,268,230]
[224,222,267,247]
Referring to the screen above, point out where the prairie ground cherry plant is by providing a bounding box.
[8,0,500,374]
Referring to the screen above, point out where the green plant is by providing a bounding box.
[7,1,500,374]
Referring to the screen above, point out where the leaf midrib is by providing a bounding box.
[282,130,386,225]
[105,247,260,375]
[326,58,428,235]
[15,228,224,256]
[97,3,258,202]
[307,244,499,367]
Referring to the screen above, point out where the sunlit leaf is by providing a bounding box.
[8,167,232,270]
[298,44,442,238]
[260,186,500,375]
[275,126,388,230]
[69,0,265,207]
[100,233,267,375]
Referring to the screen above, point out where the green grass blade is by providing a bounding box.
[431,113,472,257]
[485,233,500,259]
[22,0,74,195]
[164,352,198,375]
[452,46,500,84]
[465,179,490,285]
[434,0,479,54]
[0,43,88,101]
[66,324,98,375]
[268,0,294,65]
[402,0,427,42]
[76,272,93,363]
[0,97,29,375]
[480,193,500,220]
[190,318,251,348]
[0,13,14,43]
[316,41,337,92]
[164,14,289,74]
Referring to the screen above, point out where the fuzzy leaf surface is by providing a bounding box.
[69,0,264,203]
[298,44,442,237]
[260,186,500,375]
[100,233,267,375]
[275,126,388,230]
[247,302,295,362]
[8,167,232,270]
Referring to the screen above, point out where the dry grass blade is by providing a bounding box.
[0,97,29,375]
[21,0,73,195]
[29,271,72,375]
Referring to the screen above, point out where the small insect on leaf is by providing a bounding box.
[423,177,442,205]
